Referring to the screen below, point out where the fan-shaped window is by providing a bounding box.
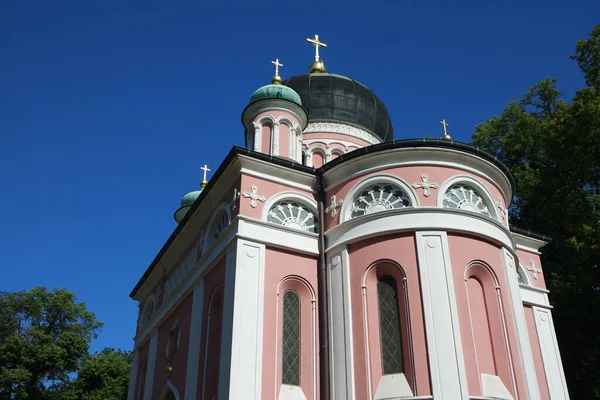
[377,276,404,374]
[267,200,318,233]
[351,183,412,219]
[282,290,301,385]
[141,296,156,328]
[206,207,230,248]
[442,183,491,217]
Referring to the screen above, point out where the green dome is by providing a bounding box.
[249,84,302,106]
[180,190,202,208]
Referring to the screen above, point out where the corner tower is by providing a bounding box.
[242,59,308,162]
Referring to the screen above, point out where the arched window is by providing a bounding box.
[377,276,404,374]
[282,290,301,385]
[267,200,318,233]
[140,296,156,329]
[442,183,492,217]
[206,206,230,249]
[351,183,412,219]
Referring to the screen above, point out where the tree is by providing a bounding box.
[472,25,600,400]
[71,349,132,400]
[0,287,103,400]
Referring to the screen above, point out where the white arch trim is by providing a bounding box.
[204,202,232,251]
[339,174,419,223]
[261,191,318,222]
[518,262,532,286]
[159,378,181,400]
[139,293,157,328]
[437,175,500,220]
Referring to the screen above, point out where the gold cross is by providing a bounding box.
[271,58,283,76]
[440,119,450,136]
[306,34,327,62]
[201,164,211,182]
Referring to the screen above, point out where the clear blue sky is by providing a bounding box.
[1,0,597,352]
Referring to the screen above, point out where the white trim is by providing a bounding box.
[220,240,266,399]
[303,122,381,145]
[437,174,500,221]
[502,249,542,400]
[139,294,157,330]
[513,232,548,253]
[238,217,319,255]
[261,191,318,221]
[518,262,532,286]
[159,378,181,400]
[415,232,469,399]
[204,202,232,250]
[532,307,570,399]
[184,280,205,400]
[272,122,280,155]
[327,248,356,400]
[520,285,551,308]
[143,330,159,400]
[327,208,515,254]
[339,174,419,223]
[126,349,139,400]
[303,138,362,149]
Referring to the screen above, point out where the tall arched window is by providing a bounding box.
[377,276,404,374]
[282,290,301,385]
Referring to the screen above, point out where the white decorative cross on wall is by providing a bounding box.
[496,198,508,221]
[412,174,439,197]
[527,260,542,280]
[325,195,344,217]
[241,185,266,208]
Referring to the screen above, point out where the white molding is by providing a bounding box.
[502,249,542,400]
[513,233,548,252]
[220,240,266,399]
[326,248,356,400]
[415,232,469,399]
[278,385,308,400]
[322,147,512,206]
[303,122,381,145]
[520,285,551,308]
[238,217,319,255]
[126,349,139,400]
[374,373,413,399]
[218,245,237,398]
[261,191,318,221]
[532,307,570,399]
[339,174,419,223]
[303,138,362,150]
[242,103,308,129]
[326,208,515,253]
[184,280,205,400]
[158,378,181,400]
[143,330,159,400]
[240,167,316,193]
[436,174,500,221]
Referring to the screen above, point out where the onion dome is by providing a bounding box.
[249,83,302,107]
[174,166,210,223]
[284,72,394,142]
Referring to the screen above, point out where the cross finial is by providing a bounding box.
[440,119,452,140]
[307,34,327,62]
[200,164,210,188]
[271,58,283,76]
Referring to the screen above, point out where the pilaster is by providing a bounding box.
[184,280,205,399]
[143,329,159,400]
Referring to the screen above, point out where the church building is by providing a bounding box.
[127,35,570,400]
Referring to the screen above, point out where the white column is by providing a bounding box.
[533,307,570,399]
[184,280,205,400]
[254,124,261,152]
[415,231,468,399]
[143,329,159,400]
[272,123,280,155]
[126,349,139,400]
[503,249,542,399]
[327,247,356,400]
[219,240,266,399]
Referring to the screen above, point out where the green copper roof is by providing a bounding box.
[249,84,302,106]
[180,190,202,208]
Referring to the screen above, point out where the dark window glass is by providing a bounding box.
[377,276,404,374]
[282,290,301,385]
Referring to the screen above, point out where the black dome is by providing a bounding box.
[284,73,393,142]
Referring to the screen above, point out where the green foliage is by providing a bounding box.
[72,349,133,400]
[472,24,600,400]
[0,287,103,400]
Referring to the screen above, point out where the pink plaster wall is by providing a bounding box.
[312,151,324,168]
[516,250,547,289]
[196,257,226,399]
[324,165,507,230]
[134,341,149,400]
[262,247,319,400]
[524,305,551,399]
[261,123,272,154]
[348,234,431,398]
[303,131,372,148]
[238,174,316,221]
[279,123,291,158]
[252,110,301,158]
[448,234,527,399]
